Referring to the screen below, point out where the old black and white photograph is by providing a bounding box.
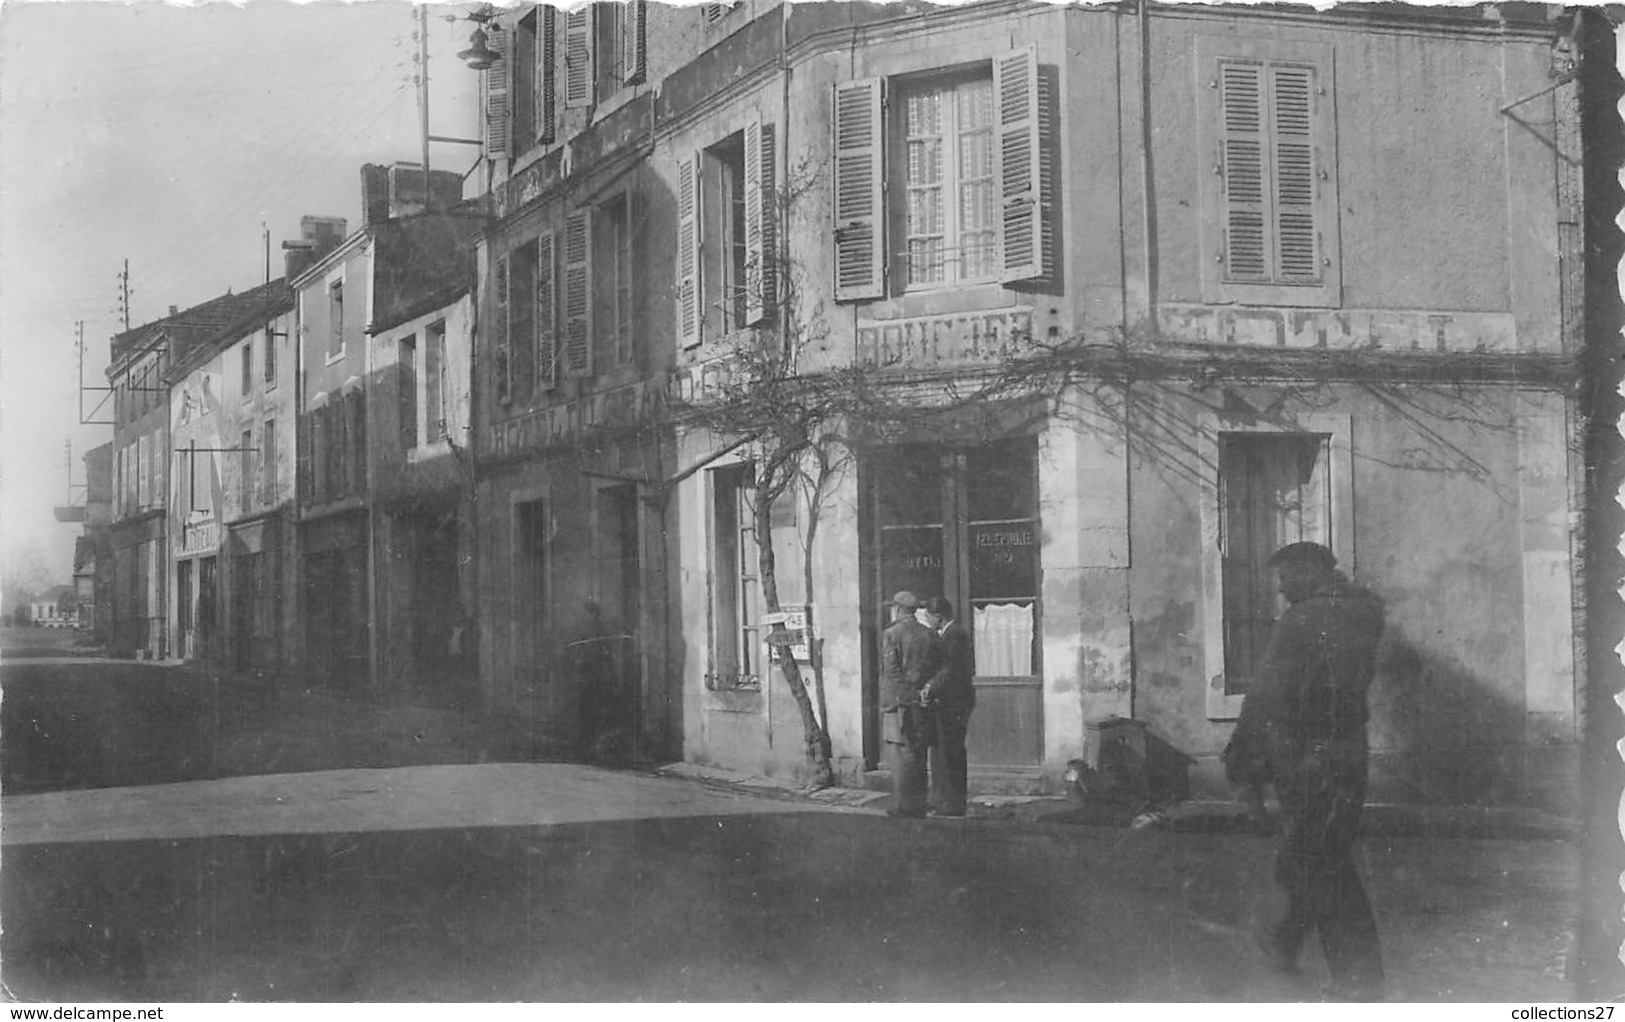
[0,0,1620,1005]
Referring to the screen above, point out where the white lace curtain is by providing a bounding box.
[973,602,1034,676]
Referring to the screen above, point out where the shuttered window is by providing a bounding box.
[621,0,647,87]
[510,240,538,401]
[482,23,511,159]
[833,46,1048,302]
[1199,40,1337,306]
[743,117,776,325]
[535,231,557,389]
[675,154,701,348]
[563,210,593,376]
[832,78,884,301]
[538,6,557,146]
[564,7,593,109]
[1219,59,1321,285]
[492,254,511,404]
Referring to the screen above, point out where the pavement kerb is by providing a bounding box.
[650,763,1579,840]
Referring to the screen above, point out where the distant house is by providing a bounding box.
[30,585,79,628]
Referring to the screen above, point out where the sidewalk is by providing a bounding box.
[655,761,1581,841]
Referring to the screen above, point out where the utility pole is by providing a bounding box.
[116,260,132,331]
[418,3,433,206]
[264,221,271,284]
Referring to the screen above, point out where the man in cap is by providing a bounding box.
[1225,541,1386,1001]
[880,591,942,817]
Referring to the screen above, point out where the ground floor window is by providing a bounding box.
[708,464,760,692]
[1217,431,1331,695]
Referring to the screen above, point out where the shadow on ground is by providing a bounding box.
[1,811,1578,1003]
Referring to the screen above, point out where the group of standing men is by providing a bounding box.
[879,591,976,818]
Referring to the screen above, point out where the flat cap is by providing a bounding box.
[891,591,923,610]
[1267,541,1337,570]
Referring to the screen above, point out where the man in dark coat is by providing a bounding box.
[922,596,975,817]
[880,591,942,817]
[1225,541,1386,1001]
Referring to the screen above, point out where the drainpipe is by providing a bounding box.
[1138,0,1158,338]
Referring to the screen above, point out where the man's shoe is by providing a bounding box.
[886,807,926,818]
[929,807,967,818]
[1255,930,1298,974]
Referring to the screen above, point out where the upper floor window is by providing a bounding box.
[398,334,418,448]
[1197,39,1339,307]
[896,72,997,288]
[833,46,1054,302]
[426,321,448,442]
[677,118,775,348]
[483,2,644,162]
[327,281,345,358]
[595,193,636,367]
[264,327,277,388]
[240,337,254,396]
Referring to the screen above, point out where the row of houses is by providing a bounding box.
[91,0,1611,811]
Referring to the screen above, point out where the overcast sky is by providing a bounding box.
[0,0,481,586]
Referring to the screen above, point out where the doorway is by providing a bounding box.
[867,437,1043,767]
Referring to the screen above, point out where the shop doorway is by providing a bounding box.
[866,437,1043,768]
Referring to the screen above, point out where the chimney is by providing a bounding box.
[168,305,178,316]
[282,240,318,281]
[386,163,466,218]
[360,164,390,227]
[301,215,348,258]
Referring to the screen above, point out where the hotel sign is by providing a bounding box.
[484,378,668,461]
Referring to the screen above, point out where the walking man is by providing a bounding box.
[1225,541,1386,1001]
[922,596,975,817]
[880,591,941,818]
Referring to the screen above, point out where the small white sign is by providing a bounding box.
[761,606,811,662]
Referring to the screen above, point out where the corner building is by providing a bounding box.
[469,1,1597,809]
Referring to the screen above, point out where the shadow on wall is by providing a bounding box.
[1366,632,1534,809]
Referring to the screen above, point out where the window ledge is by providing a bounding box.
[323,348,345,367]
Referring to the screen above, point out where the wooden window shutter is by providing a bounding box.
[744,117,777,325]
[1218,60,1269,282]
[563,209,593,376]
[676,153,702,348]
[483,23,512,158]
[565,7,594,109]
[536,231,558,389]
[1270,64,1319,283]
[994,45,1044,283]
[538,6,557,146]
[622,0,647,87]
[832,78,883,302]
[493,254,512,403]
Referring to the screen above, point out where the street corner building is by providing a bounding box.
[453,0,1608,813]
[94,1,1611,817]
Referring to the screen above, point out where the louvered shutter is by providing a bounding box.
[622,0,647,87]
[539,6,557,145]
[536,231,558,389]
[565,7,593,109]
[563,210,593,376]
[832,78,883,302]
[676,153,702,347]
[744,117,777,325]
[493,254,512,403]
[483,23,511,159]
[1270,64,1319,283]
[994,45,1044,283]
[1218,60,1268,282]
